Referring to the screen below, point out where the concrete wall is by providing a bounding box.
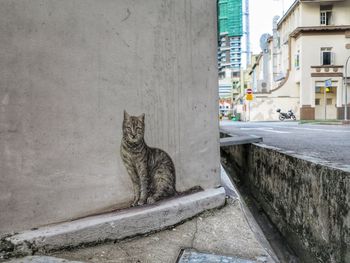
[0,0,220,234]
[221,143,350,263]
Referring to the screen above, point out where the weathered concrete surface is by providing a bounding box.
[220,136,263,147]
[178,249,259,263]
[1,188,225,259]
[221,167,278,262]
[50,199,274,263]
[6,256,85,263]
[221,142,350,263]
[0,0,220,234]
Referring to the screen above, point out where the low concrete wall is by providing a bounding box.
[221,143,350,263]
[0,0,220,235]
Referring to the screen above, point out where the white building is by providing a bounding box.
[249,0,350,121]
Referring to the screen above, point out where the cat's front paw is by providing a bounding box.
[147,196,156,204]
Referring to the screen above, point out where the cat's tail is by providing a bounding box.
[175,185,203,197]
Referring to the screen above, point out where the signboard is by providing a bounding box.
[325,79,332,87]
[246,88,253,100]
[246,94,253,101]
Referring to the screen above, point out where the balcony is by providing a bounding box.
[220,46,230,52]
[310,65,343,77]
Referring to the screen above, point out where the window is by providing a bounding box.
[219,71,226,79]
[326,98,332,105]
[295,50,300,69]
[315,99,320,105]
[322,51,331,65]
[320,6,332,25]
[321,47,333,65]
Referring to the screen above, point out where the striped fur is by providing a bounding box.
[120,111,176,206]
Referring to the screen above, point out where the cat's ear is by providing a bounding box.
[139,113,145,122]
[124,110,130,120]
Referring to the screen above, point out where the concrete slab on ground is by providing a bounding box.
[178,249,260,263]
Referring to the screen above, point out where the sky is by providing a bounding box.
[249,0,295,53]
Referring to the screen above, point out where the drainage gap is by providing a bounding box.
[221,154,299,263]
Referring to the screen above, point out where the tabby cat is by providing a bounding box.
[120,111,176,206]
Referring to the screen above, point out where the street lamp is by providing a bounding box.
[344,55,350,121]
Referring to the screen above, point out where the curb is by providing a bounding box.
[1,188,226,259]
[5,256,86,263]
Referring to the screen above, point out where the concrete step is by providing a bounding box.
[1,188,226,259]
[6,256,85,263]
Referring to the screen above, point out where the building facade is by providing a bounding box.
[217,0,243,114]
[249,0,350,121]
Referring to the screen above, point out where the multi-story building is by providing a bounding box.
[249,0,350,121]
[217,0,243,112]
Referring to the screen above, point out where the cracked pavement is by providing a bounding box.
[48,199,273,263]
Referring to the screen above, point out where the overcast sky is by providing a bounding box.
[249,0,295,53]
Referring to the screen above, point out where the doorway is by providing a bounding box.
[315,85,337,120]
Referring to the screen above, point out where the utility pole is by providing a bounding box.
[244,0,250,67]
[324,84,327,120]
[344,55,350,121]
[324,79,332,120]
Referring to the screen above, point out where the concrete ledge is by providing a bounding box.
[1,188,226,258]
[219,129,263,147]
[221,142,350,262]
[6,256,86,263]
[220,136,263,147]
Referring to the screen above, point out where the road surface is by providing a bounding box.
[220,120,350,166]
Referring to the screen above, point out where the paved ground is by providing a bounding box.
[49,199,272,263]
[220,120,350,166]
[35,169,276,263]
[3,169,279,263]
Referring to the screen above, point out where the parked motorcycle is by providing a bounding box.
[276,109,296,121]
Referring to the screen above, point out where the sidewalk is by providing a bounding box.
[6,169,277,263]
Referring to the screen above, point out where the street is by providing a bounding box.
[220,120,350,166]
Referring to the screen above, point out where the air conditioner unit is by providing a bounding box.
[257,80,269,93]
